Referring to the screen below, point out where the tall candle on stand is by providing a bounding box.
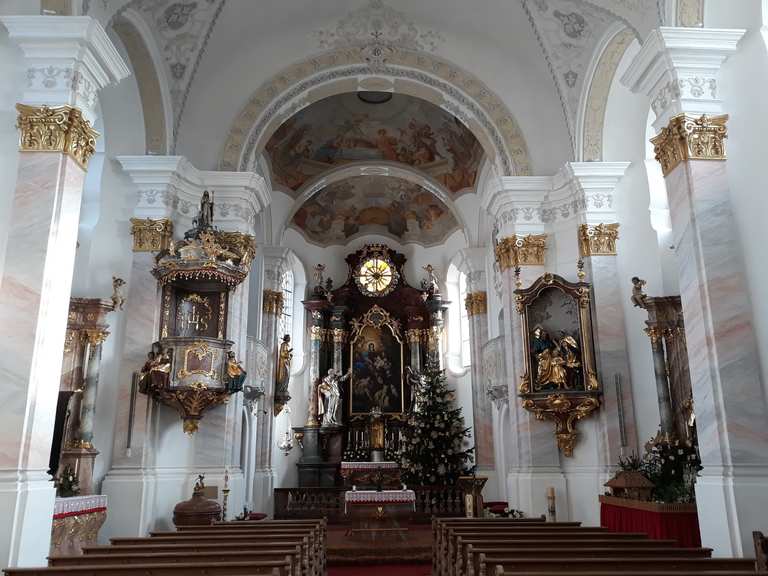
[546,486,556,522]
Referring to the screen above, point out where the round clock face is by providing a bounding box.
[355,256,398,296]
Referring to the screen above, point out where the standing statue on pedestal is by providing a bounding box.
[318,368,350,427]
[225,351,247,393]
[275,335,292,399]
[185,190,216,240]
[406,366,427,414]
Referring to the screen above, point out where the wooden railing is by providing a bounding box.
[275,485,466,523]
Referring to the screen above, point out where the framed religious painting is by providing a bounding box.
[516,273,601,456]
[349,305,405,415]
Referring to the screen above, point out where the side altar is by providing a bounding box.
[293,244,448,488]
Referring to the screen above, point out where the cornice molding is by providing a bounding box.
[621,27,745,131]
[0,15,129,121]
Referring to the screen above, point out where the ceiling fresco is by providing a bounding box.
[264,93,485,196]
[290,175,460,247]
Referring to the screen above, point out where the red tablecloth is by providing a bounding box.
[600,501,701,547]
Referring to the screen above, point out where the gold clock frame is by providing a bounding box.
[516,273,601,457]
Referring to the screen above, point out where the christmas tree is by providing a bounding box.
[400,362,474,485]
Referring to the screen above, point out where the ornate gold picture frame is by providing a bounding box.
[516,273,601,456]
[348,305,405,415]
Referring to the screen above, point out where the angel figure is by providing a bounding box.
[631,277,648,308]
[111,276,126,310]
[405,366,427,414]
[318,368,351,427]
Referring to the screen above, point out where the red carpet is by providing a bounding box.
[328,565,430,576]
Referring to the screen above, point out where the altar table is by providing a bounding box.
[599,495,701,547]
[51,494,108,555]
[340,461,402,489]
[345,489,415,540]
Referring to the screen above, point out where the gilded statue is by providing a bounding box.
[225,351,247,393]
[275,335,292,398]
[369,407,385,451]
[138,342,172,393]
[531,327,583,391]
[318,368,350,427]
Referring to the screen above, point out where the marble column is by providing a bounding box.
[0,16,128,567]
[101,156,267,537]
[405,329,423,371]
[645,326,675,437]
[465,289,493,469]
[623,27,767,556]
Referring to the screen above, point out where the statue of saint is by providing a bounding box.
[139,343,172,393]
[318,368,350,427]
[369,407,385,451]
[186,191,215,239]
[422,264,439,293]
[405,366,427,414]
[225,351,247,393]
[275,335,292,398]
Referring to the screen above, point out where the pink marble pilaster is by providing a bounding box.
[664,158,768,556]
[468,309,494,468]
[0,152,86,566]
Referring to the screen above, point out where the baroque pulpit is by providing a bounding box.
[294,244,447,487]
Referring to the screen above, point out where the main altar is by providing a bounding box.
[292,244,447,488]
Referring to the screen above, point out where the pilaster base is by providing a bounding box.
[101,467,244,539]
[695,467,768,557]
[507,468,568,521]
[0,471,56,568]
[250,468,275,516]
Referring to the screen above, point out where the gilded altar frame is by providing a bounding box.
[516,273,601,456]
[348,305,405,415]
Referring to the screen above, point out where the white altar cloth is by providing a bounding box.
[344,489,415,513]
[340,461,399,471]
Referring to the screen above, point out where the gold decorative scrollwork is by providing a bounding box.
[405,328,423,344]
[16,104,99,170]
[176,293,213,335]
[130,218,173,252]
[464,291,488,316]
[495,234,547,271]
[332,328,347,343]
[578,223,620,257]
[177,341,218,381]
[263,289,284,316]
[651,113,728,177]
[522,394,601,456]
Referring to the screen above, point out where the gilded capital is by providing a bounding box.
[16,104,99,170]
[465,291,488,316]
[405,328,423,345]
[82,328,109,346]
[331,328,347,343]
[495,234,547,271]
[263,289,284,316]
[651,113,727,177]
[130,218,173,252]
[578,223,619,257]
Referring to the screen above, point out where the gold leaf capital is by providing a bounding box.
[578,223,619,257]
[16,104,99,170]
[495,234,547,271]
[651,113,728,177]
[263,289,284,316]
[130,218,173,252]
[464,291,488,316]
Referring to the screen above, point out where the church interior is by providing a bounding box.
[1,0,768,574]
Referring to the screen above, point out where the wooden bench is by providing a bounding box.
[110,533,317,576]
[439,526,616,576]
[5,558,293,576]
[495,572,758,576]
[49,549,302,576]
[462,546,712,576]
[754,531,767,573]
[478,555,757,576]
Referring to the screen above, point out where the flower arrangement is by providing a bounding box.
[616,432,701,504]
[55,465,80,497]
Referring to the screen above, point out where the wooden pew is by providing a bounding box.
[754,531,767,573]
[479,555,757,576]
[496,572,756,576]
[110,533,316,576]
[49,549,302,576]
[439,525,616,576]
[462,545,712,576]
[5,558,293,576]
[149,527,323,575]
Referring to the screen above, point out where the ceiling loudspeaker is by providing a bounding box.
[357,91,393,105]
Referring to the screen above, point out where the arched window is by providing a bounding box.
[459,271,471,367]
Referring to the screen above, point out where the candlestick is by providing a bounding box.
[546,486,556,522]
[222,468,230,522]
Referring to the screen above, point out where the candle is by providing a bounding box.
[547,486,555,498]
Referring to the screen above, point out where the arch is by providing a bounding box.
[219,47,532,178]
[579,24,635,162]
[278,161,470,249]
[111,9,172,155]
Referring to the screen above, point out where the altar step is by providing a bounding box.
[327,525,432,566]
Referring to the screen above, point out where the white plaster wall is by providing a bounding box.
[0,26,23,287]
